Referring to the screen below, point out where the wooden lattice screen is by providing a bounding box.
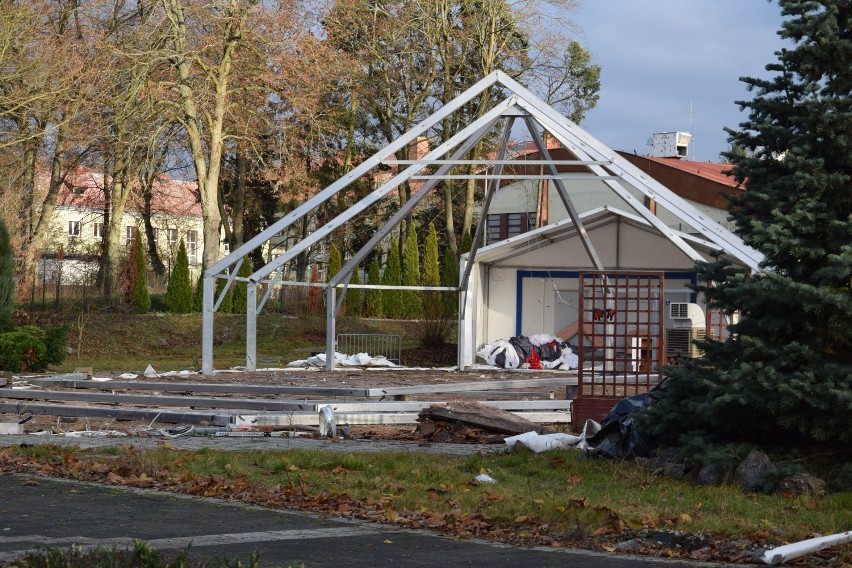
[573,271,665,429]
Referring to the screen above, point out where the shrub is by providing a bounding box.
[401,226,422,318]
[0,324,66,372]
[364,258,382,318]
[165,240,193,313]
[381,240,403,318]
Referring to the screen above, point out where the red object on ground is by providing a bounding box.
[526,350,542,370]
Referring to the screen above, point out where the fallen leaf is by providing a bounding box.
[514,515,530,523]
[590,526,609,537]
[287,464,300,471]
[331,465,346,474]
[678,513,692,523]
[383,539,393,544]
[21,479,38,486]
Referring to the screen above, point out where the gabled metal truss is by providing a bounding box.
[201,70,763,373]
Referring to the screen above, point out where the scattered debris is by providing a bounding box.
[474,473,497,484]
[476,334,578,370]
[288,352,398,368]
[318,405,337,438]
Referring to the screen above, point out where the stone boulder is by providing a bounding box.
[777,473,826,497]
[696,463,725,486]
[734,450,776,493]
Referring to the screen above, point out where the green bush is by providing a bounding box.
[165,240,193,313]
[0,324,67,372]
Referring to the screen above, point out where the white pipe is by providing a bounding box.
[761,530,852,565]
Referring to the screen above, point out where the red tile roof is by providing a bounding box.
[624,155,744,190]
[52,167,202,217]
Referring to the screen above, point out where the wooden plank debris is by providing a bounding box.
[367,376,578,397]
[417,401,553,436]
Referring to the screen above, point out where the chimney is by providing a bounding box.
[647,132,692,159]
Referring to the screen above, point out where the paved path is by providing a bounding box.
[0,474,728,567]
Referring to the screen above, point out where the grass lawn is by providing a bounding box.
[2,443,850,564]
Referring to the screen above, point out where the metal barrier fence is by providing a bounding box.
[336,333,402,365]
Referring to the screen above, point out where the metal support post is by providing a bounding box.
[325,286,336,371]
[201,275,216,374]
[246,282,257,372]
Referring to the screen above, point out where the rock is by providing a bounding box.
[663,462,685,479]
[614,539,639,551]
[696,463,725,486]
[734,450,776,492]
[777,473,826,497]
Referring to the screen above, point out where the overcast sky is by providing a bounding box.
[570,1,791,162]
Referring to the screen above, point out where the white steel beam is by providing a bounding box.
[494,71,763,270]
[250,97,519,284]
[523,115,605,271]
[206,72,502,279]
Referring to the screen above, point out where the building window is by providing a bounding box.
[93,223,103,238]
[125,225,137,246]
[68,220,81,237]
[167,228,178,251]
[186,230,198,265]
[486,212,536,242]
[152,227,159,242]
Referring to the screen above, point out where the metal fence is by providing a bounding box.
[336,333,402,365]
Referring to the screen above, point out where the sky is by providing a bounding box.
[569,0,791,162]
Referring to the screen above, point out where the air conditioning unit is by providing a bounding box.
[666,327,707,359]
[669,302,706,328]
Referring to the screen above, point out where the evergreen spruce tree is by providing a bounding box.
[642,0,852,454]
[381,239,403,318]
[422,223,442,320]
[129,234,150,314]
[401,225,422,318]
[365,257,383,318]
[440,247,459,319]
[192,263,204,312]
[345,264,362,317]
[0,219,14,332]
[327,244,342,282]
[164,240,193,313]
[231,258,253,314]
[459,230,472,257]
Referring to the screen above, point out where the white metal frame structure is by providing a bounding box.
[201,70,762,373]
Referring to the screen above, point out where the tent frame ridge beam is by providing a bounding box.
[523,115,605,271]
[250,96,519,285]
[410,174,619,180]
[390,160,612,166]
[459,116,516,319]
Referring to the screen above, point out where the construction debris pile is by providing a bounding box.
[477,334,578,370]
